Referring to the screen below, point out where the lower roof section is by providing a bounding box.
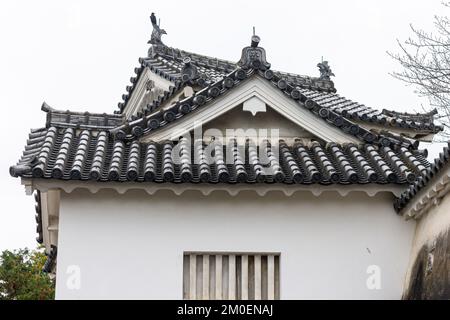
[10,126,430,185]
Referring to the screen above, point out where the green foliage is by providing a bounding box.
[0,247,55,300]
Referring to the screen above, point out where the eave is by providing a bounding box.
[22,178,406,198]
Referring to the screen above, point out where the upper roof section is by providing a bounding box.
[110,13,441,146]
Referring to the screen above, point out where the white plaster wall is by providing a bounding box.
[55,189,415,300]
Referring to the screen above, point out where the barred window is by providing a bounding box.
[183,252,280,300]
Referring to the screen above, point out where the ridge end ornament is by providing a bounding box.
[238,30,271,71]
[317,59,335,81]
[148,12,167,45]
[148,12,167,57]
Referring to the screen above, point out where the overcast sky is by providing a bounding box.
[0,0,447,252]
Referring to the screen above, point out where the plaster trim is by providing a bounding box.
[22,178,404,198]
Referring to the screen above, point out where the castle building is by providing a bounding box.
[10,14,449,299]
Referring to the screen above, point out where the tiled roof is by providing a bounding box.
[111,67,423,149]
[9,28,440,189]
[10,125,430,185]
[116,45,442,137]
[394,142,450,213]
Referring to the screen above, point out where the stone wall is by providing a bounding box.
[403,228,450,299]
[403,194,450,300]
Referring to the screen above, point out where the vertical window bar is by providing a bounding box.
[202,254,210,300]
[254,255,261,300]
[215,255,222,300]
[189,254,196,300]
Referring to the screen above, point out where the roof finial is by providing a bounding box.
[148,12,167,46]
[238,32,270,70]
[181,56,200,84]
[251,34,260,48]
[317,59,335,81]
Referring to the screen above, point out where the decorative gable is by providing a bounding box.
[139,75,359,144]
[122,66,175,119]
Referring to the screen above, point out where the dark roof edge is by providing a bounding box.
[394,142,450,213]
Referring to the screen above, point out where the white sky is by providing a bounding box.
[0,0,447,252]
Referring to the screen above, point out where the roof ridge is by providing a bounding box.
[150,48,439,121]
[152,45,334,89]
[153,45,237,67]
[155,46,334,83]
[116,44,339,114]
[41,102,124,130]
[41,102,121,118]
[382,108,438,118]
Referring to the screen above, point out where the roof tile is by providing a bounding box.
[10,127,431,185]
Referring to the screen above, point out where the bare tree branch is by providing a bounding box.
[388,2,450,140]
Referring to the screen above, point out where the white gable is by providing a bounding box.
[123,67,175,119]
[140,75,359,144]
